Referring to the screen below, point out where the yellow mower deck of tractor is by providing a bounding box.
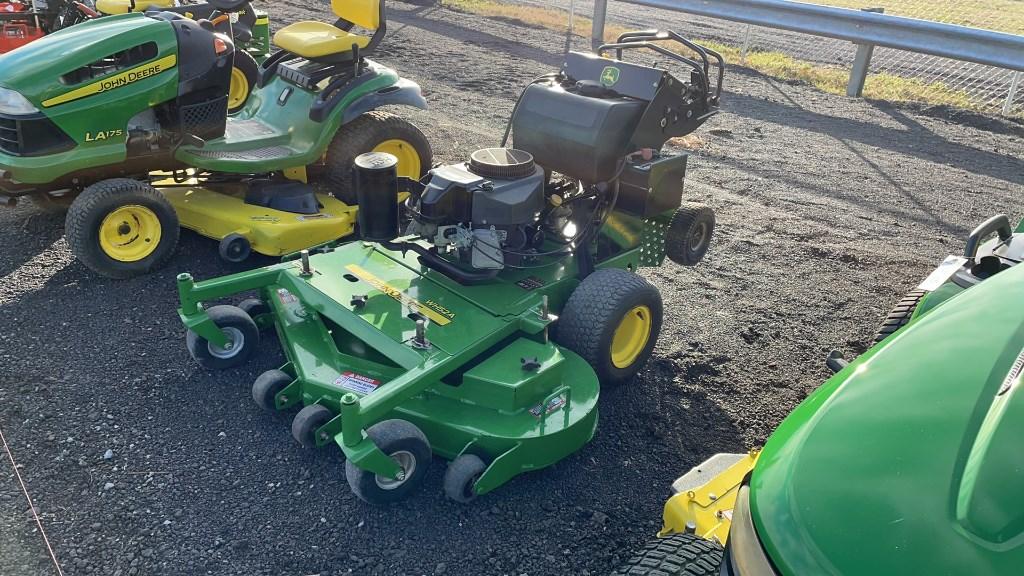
[161,186,356,256]
[660,450,760,545]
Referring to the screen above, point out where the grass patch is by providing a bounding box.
[440,0,990,114]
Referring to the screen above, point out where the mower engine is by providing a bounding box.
[405,148,546,270]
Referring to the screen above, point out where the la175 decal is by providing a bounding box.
[84,129,123,142]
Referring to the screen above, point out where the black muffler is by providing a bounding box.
[353,151,399,242]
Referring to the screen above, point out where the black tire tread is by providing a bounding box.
[252,369,292,411]
[613,533,723,576]
[665,204,715,267]
[65,178,179,279]
[443,453,487,503]
[323,111,432,204]
[185,305,259,370]
[291,404,333,449]
[557,269,663,386]
[873,289,928,344]
[345,419,432,504]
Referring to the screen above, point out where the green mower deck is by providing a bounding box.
[177,238,654,498]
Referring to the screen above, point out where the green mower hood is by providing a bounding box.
[0,14,177,109]
[0,13,180,185]
[749,263,1024,574]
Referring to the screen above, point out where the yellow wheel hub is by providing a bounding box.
[373,139,421,179]
[228,66,250,111]
[611,305,653,369]
[98,205,162,262]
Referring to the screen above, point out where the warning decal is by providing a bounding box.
[333,371,380,395]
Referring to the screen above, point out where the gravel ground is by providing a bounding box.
[2,2,1023,576]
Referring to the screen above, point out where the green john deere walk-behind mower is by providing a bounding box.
[0,0,431,278]
[177,30,724,504]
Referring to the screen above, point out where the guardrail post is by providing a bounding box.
[846,7,883,98]
[592,0,608,50]
[1003,71,1021,116]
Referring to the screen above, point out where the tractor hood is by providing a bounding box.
[750,263,1024,575]
[0,14,177,109]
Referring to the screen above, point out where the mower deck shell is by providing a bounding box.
[178,240,615,495]
[161,185,356,256]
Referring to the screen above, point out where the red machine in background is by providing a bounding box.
[0,0,95,53]
[0,2,45,52]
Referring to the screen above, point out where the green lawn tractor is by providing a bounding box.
[79,0,271,112]
[873,213,1024,343]
[0,0,431,278]
[176,30,725,504]
[615,229,1024,576]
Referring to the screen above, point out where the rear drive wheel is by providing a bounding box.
[557,269,663,386]
[227,51,259,113]
[874,289,928,344]
[665,204,715,266]
[185,305,259,370]
[613,533,723,575]
[65,178,179,279]
[345,419,432,504]
[291,404,334,449]
[321,111,432,204]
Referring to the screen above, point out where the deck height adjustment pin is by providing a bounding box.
[412,318,431,349]
[299,249,313,277]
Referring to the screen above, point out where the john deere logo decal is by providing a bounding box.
[600,66,620,87]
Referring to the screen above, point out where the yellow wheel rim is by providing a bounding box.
[373,139,422,179]
[98,205,162,262]
[610,305,653,369]
[227,66,250,111]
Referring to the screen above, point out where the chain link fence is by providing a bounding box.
[734,1,1023,116]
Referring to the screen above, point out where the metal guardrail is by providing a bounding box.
[591,0,1024,102]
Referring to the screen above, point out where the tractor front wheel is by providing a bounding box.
[873,289,928,344]
[557,269,663,386]
[65,178,179,279]
[321,111,432,205]
[185,305,259,370]
[345,419,432,504]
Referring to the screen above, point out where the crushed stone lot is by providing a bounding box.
[1,2,1022,575]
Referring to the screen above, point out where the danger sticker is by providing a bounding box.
[334,371,380,395]
[529,395,566,418]
[277,288,298,305]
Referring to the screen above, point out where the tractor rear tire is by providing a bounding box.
[228,50,259,114]
[665,204,715,266]
[291,404,333,449]
[345,419,432,504]
[443,454,487,503]
[613,533,723,575]
[556,269,663,386]
[323,111,432,205]
[185,305,259,370]
[65,179,179,279]
[873,289,928,344]
[252,369,292,411]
